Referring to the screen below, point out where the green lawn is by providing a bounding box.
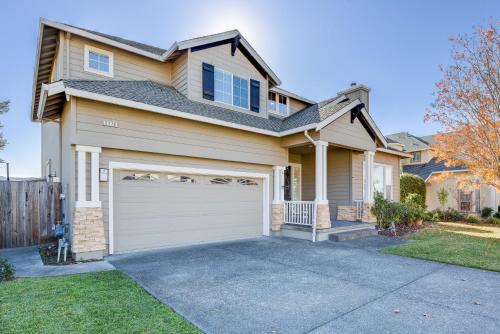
[381,224,500,272]
[0,270,200,334]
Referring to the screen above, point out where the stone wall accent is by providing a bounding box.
[316,203,331,229]
[337,205,357,221]
[72,207,106,260]
[272,203,285,231]
[362,203,377,223]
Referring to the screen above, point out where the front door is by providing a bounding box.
[284,164,301,201]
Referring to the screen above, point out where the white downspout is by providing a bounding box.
[304,130,318,242]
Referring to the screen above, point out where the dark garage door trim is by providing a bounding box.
[108,161,270,254]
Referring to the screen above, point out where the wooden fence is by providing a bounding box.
[0,180,62,249]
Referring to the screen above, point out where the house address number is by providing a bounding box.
[103,120,119,128]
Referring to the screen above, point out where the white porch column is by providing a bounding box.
[315,141,329,203]
[363,151,375,204]
[272,166,286,204]
[314,141,331,229]
[272,166,286,231]
[75,145,102,208]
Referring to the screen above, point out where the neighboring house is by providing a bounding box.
[387,132,500,214]
[33,18,409,259]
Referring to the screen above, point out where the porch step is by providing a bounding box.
[328,227,378,242]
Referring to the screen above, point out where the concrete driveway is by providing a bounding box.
[108,237,500,334]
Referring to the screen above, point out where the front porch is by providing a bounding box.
[271,140,379,241]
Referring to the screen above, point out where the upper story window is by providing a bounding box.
[214,67,249,109]
[84,45,114,77]
[268,92,277,112]
[411,151,421,163]
[268,92,289,116]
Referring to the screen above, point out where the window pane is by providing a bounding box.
[89,52,99,62]
[99,61,109,72]
[215,68,232,104]
[373,166,384,196]
[385,166,392,185]
[233,75,248,108]
[89,59,99,70]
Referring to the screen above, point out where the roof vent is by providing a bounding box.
[350,82,357,87]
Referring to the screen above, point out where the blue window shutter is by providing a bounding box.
[250,79,260,112]
[202,63,214,101]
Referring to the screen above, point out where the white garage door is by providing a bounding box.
[113,170,263,253]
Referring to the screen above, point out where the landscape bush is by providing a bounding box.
[401,193,426,225]
[371,192,405,229]
[428,208,464,222]
[400,173,426,206]
[481,207,494,218]
[484,216,500,225]
[494,211,500,219]
[0,256,15,282]
[465,215,481,224]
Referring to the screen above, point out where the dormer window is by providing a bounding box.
[268,92,289,116]
[411,151,421,163]
[213,67,249,109]
[84,45,114,77]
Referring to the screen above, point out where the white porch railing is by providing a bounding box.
[284,201,316,226]
[354,200,364,221]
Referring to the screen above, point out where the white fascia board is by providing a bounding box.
[65,87,281,137]
[424,169,469,182]
[47,81,65,96]
[270,87,316,105]
[36,84,49,120]
[376,148,413,158]
[360,107,388,148]
[176,30,240,50]
[31,19,46,119]
[279,124,317,136]
[315,99,361,130]
[41,19,165,61]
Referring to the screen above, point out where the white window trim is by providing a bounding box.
[373,162,393,200]
[107,161,270,254]
[214,67,250,111]
[84,45,114,78]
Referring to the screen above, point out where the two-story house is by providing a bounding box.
[387,132,500,214]
[33,18,409,259]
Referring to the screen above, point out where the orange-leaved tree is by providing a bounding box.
[425,22,500,189]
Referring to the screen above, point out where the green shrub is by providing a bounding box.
[494,212,500,219]
[400,173,426,206]
[465,215,481,224]
[484,216,500,225]
[437,187,449,210]
[481,207,494,218]
[0,257,15,282]
[430,208,464,222]
[401,193,426,225]
[371,192,405,229]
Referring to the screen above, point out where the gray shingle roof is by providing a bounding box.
[62,80,354,133]
[386,132,430,152]
[403,157,467,180]
[66,24,167,56]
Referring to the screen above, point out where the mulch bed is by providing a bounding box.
[378,222,430,237]
[39,244,76,266]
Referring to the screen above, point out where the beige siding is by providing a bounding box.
[98,148,275,253]
[188,43,269,117]
[374,151,401,202]
[327,148,352,218]
[351,151,364,201]
[301,153,315,201]
[426,175,460,211]
[65,35,172,84]
[289,98,308,115]
[281,131,319,148]
[402,149,434,165]
[74,98,287,166]
[320,112,377,151]
[172,51,188,96]
[41,121,61,178]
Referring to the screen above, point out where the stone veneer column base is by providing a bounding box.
[72,207,106,261]
[337,205,357,221]
[271,203,285,231]
[362,203,377,223]
[316,203,331,229]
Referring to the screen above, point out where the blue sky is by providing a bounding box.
[0,0,498,177]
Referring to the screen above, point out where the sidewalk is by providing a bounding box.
[0,246,114,277]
